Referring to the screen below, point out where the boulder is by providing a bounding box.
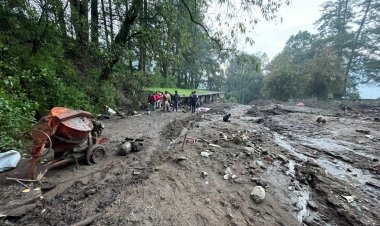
[250,186,266,203]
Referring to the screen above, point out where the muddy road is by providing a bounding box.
[0,102,379,226]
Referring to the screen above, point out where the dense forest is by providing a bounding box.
[0,0,379,149]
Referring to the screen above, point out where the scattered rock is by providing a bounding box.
[260,149,269,155]
[255,160,266,169]
[118,142,132,156]
[346,168,353,172]
[177,156,187,161]
[251,177,268,187]
[372,158,379,162]
[250,186,266,203]
[223,174,229,180]
[276,154,288,163]
[85,188,97,196]
[219,132,228,140]
[205,198,211,204]
[200,151,211,158]
[201,171,208,177]
[307,200,319,210]
[252,117,265,123]
[342,195,355,203]
[234,178,244,184]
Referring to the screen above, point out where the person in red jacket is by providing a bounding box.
[148,93,155,111]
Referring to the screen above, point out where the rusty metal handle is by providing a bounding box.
[31,129,52,157]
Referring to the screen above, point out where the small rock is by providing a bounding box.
[205,198,211,204]
[200,151,210,158]
[225,167,233,175]
[231,174,237,179]
[332,159,338,164]
[294,183,301,191]
[346,168,353,172]
[201,171,208,177]
[234,178,244,184]
[307,200,319,210]
[342,195,355,203]
[223,174,229,180]
[261,149,269,155]
[177,156,187,161]
[251,178,268,187]
[276,154,288,163]
[372,158,379,162]
[85,188,97,196]
[241,170,248,175]
[250,186,265,203]
[255,160,266,169]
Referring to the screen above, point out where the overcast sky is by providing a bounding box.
[238,0,325,59]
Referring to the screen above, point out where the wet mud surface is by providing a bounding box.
[0,102,379,226]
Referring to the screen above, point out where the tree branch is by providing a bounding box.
[180,0,223,51]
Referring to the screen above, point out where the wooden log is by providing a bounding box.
[0,191,41,212]
[0,203,37,217]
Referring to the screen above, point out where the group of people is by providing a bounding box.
[148,91,181,112]
[148,90,200,113]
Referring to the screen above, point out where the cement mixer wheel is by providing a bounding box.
[85,145,106,165]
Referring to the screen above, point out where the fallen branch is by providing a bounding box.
[69,214,101,226]
[6,177,39,183]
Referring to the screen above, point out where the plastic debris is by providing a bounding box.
[0,150,21,172]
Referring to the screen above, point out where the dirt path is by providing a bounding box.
[1,102,379,226]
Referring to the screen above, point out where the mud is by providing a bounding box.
[0,102,379,226]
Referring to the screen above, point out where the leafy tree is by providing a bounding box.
[224,54,264,103]
[316,0,380,88]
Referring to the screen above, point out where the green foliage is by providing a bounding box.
[0,89,36,150]
[224,53,264,104]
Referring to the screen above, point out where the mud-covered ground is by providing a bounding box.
[0,101,379,226]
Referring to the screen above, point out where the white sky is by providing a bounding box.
[238,0,326,59]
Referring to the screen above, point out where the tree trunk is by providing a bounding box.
[90,0,99,45]
[99,0,140,81]
[101,0,109,49]
[345,0,372,78]
[55,0,67,38]
[69,0,89,45]
[108,0,114,41]
[138,0,147,75]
